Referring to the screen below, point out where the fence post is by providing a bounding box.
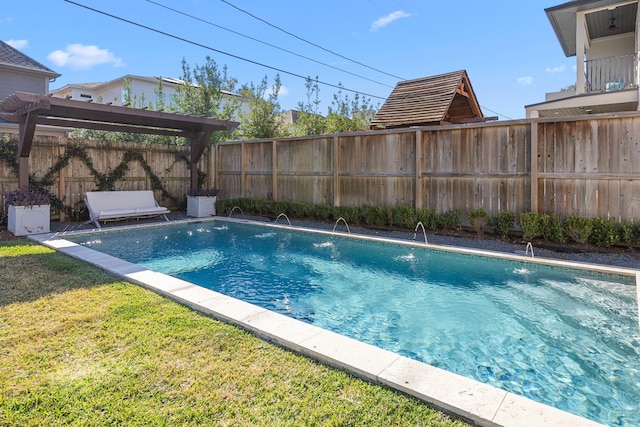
[333,135,340,207]
[272,139,278,201]
[209,143,216,189]
[58,141,66,222]
[415,130,422,209]
[241,142,246,198]
[530,120,539,213]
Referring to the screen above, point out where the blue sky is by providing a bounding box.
[2,0,575,120]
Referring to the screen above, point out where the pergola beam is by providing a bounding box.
[37,117,198,138]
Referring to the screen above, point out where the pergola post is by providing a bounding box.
[17,109,39,188]
[189,128,215,192]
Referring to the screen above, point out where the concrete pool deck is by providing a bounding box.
[31,216,639,427]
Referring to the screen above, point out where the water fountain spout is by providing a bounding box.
[525,242,535,258]
[413,221,428,244]
[332,217,351,234]
[228,206,245,219]
[275,213,292,226]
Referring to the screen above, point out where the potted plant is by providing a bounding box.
[4,188,51,236]
[187,188,219,218]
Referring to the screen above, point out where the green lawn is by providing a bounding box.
[0,241,468,426]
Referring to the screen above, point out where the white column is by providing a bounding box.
[636,4,640,110]
[576,11,587,94]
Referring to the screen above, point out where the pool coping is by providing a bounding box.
[31,216,638,427]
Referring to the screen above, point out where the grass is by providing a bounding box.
[0,241,468,426]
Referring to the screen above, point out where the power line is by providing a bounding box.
[219,0,408,81]
[63,0,388,101]
[144,0,394,89]
[480,105,513,121]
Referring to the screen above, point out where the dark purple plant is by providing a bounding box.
[4,188,50,209]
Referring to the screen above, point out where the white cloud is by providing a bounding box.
[517,76,533,85]
[277,85,289,97]
[545,65,566,73]
[370,10,411,32]
[47,43,124,69]
[5,39,28,49]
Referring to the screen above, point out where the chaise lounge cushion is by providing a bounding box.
[85,190,169,228]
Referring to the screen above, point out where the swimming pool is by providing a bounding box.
[60,219,639,426]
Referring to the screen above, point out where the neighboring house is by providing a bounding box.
[279,109,300,125]
[369,70,488,129]
[51,75,249,120]
[526,0,639,118]
[0,40,63,136]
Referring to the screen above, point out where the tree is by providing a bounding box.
[325,85,378,133]
[237,74,285,140]
[154,78,167,112]
[172,56,240,142]
[293,76,326,136]
[172,56,239,121]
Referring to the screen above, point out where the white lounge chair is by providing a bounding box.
[84,190,170,229]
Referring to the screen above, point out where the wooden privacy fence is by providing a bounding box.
[2,112,640,223]
[216,113,640,222]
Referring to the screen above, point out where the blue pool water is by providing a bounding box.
[68,220,640,426]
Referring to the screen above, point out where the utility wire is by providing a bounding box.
[480,105,512,121]
[219,0,407,81]
[144,0,394,89]
[63,0,388,101]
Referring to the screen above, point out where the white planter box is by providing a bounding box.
[187,196,216,218]
[8,204,51,236]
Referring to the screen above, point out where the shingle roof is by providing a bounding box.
[0,40,60,77]
[370,70,483,129]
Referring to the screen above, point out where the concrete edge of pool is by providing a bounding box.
[30,217,638,427]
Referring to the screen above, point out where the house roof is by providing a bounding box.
[52,74,242,99]
[0,40,60,78]
[369,70,484,129]
[546,0,637,57]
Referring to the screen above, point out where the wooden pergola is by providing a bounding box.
[0,91,239,191]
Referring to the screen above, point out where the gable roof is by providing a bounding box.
[370,70,484,129]
[0,40,60,78]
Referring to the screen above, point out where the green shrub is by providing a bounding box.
[490,210,515,239]
[467,208,489,236]
[563,216,593,244]
[289,202,309,218]
[620,220,640,249]
[518,212,542,241]
[312,203,332,221]
[270,200,286,216]
[539,214,565,243]
[331,206,359,224]
[392,205,416,229]
[590,217,620,247]
[439,209,461,231]
[254,198,270,215]
[215,198,229,215]
[242,198,256,213]
[360,204,387,226]
[416,208,440,231]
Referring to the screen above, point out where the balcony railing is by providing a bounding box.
[585,53,637,93]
